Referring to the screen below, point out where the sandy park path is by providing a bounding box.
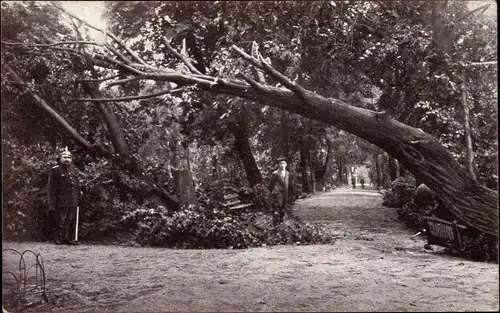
[3,187,499,312]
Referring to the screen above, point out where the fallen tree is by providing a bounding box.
[5,4,497,238]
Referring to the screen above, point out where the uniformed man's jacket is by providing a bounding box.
[268,169,293,206]
[47,164,80,209]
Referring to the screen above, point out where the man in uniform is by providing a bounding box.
[268,157,295,225]
[47,147,81,245]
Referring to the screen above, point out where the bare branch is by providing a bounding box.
[71,87,185,102]
[52,2,148,66]
[104,76,142,88]
[106,32,148,66]
[232,45,308,101]
[468,61,497,66]
[1,40,103,47]
[456,4,491,24]
[161,36,202,75]
[237,73,267,93]
[3,59,93,149]
[105,44,132,64]
[231,45,264,70]
[75,75,121,83]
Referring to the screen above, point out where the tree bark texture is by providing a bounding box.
[388,155,399,181]
[231,118,262,187]
[300,141,311,193]
[461,70,476,180]
[81,82,130,156]
[167,123,199,208]
[335,156,343,186]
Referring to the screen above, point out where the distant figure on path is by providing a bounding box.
[268,157,294,225]
[47,147,81,245]
[351,176,356,189]
[360,177,365,189]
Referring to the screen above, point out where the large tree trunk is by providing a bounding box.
[281,111,290,160]
[314,142,331,190]
[461,70,476,180]
[309,147,316,193]
[64,38,498,236]
[300,141,311,193]
[231,118,262,187]
[81,82,130,156]
[375,154,382,188]
[167,123,199,209]
[388,155,399,181]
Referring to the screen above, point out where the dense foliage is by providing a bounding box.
[1,1,497,254]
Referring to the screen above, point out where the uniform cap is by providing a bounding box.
[61,146,72,157]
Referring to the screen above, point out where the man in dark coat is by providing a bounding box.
[47,148,81,245]
[268,157,294,225]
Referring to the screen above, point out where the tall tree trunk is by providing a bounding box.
[376,154,382,188]
[301,141,311,193]
[167,124,199,208]
[432,1,453,56]
[212,154,219,180]
[461,70,476,180]
[310,156,316,193]
[388,155,398,181]
[399,162,407,177]
[314,142,332,190]
[231,118,262,187]
[281,111,290,160]
[336,155,343,186]
[81,82,130,156]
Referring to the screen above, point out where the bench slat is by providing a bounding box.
[230,203,254,210]
[426,216,467,230]
[223,193,240,200]
[224,200,242,207]
[424,216,466,249]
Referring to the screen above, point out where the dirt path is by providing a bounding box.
[3,187,499,312]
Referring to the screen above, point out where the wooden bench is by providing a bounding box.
[222,193,254,211]
[424,216,467,249]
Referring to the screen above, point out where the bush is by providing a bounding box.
[121,201,335,249]
[451,233,499,262]
[382,176,417,208]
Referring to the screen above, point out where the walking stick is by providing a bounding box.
[74,206,80,241]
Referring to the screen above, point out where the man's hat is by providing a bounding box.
[60,146,72,157]
[276,156,287,163]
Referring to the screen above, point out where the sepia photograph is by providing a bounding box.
[2,1,498,312]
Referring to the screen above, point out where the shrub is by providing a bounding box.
[382,176,416,208]
[450,232,499,263]
[121,200,335,249]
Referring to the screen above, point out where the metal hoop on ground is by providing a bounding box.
[2,248,48,308]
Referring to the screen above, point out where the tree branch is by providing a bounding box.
[105,44,132,64]
[75,75,121,83]
[3,59,94,150]
[237,73,267,93]
[467,61,497,66]
[1,40,103,48]
[456,4,491,24]
[52,1,148,66]
[104,76,142,88]
[161,36,202,75]
[71,87,185,102]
